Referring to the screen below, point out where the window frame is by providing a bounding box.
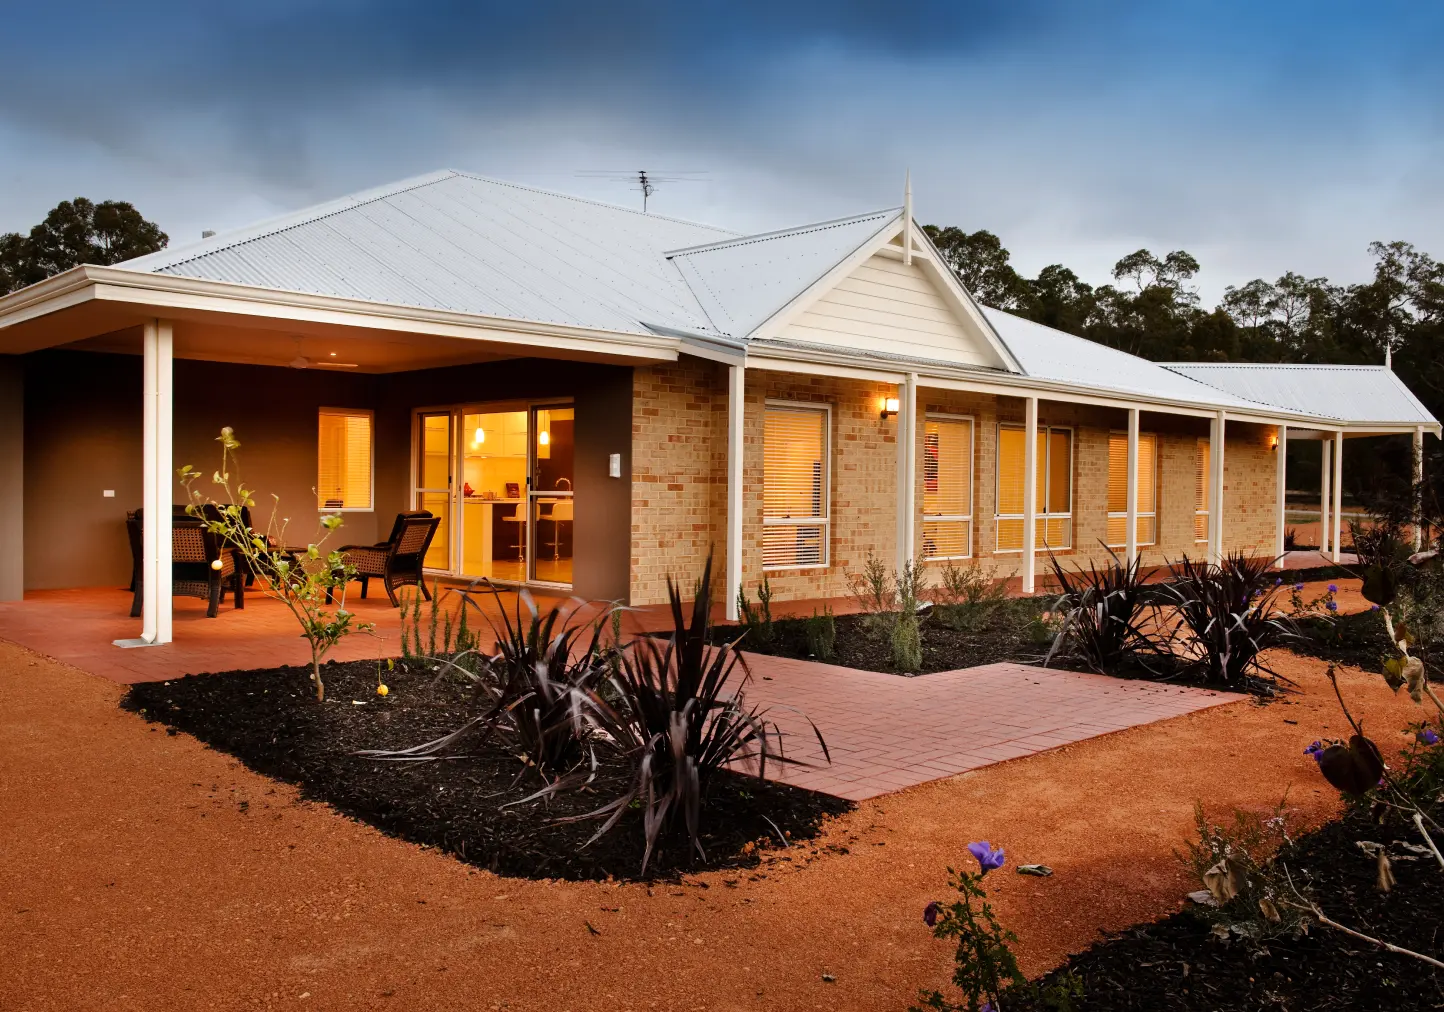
[921,411,976,561]
[994,422,1074,554]
[317,407,375,513]
[1195,437,1210,544]
[762,399,832,572]
[1105,429,1160,549]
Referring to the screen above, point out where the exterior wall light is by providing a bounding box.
[880,397,900,419]
[1269,432,1279,450]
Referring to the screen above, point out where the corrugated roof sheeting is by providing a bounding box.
[1163,363,1439,427]
[667,210,899,336]
[983,309,1269,413]
[121,171,735,336]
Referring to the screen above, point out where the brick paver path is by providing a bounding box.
[737,653,1240,800]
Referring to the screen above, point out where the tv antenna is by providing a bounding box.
[576,170,707,212]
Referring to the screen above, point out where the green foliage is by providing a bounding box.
[891,558,927,672]
[1,197,167,294]
[803,606,836,661]
[177,428,371,701]
[932,560,1008,633]
[1180,801,1313,941]
[398,581,480,668]
[1045,549,1156,673]
[737,578,775,650]
[847,552,894,633]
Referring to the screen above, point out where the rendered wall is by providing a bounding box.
[0,356,22,600]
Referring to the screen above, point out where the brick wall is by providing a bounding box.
[629,361,1283,605]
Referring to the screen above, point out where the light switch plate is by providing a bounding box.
[102,489,115,498]
[608,453,621,478]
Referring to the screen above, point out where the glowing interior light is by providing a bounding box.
[539,430,550,447]
[473,426,485,445]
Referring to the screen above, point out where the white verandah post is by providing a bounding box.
[1208,410,1226,563]
[1414,426,1425,553]
[1332,429,1344,563]
[1022,396,1038,594]
[724,364,745,622]
[1320,438,1331,556]
[1274,424,1288,564]
[896,372,917,577]
[116,319,173,648]
[1125,408,1139,566]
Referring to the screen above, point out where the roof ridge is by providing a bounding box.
[1162,362,1390,372]
[444,170,740,235]
[665,208,901,258]
[119,169,467,272]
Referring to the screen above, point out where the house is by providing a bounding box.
[0,170,1436,646]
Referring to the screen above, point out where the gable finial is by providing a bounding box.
[903,169,913,266]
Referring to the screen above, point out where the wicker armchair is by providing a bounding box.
[127,508,241,618]
[335,511,440,606]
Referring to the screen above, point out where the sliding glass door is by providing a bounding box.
[415,401,574,590]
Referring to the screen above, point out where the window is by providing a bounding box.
[317,409,373,511]
[763,402,830,569]
[995,424,1072,552]
[1106,431,1158,547]
[1195,437,1210,542]
[922,414,974,560]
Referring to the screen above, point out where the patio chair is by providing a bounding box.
[127,509,242,618]
[335,511,440,606]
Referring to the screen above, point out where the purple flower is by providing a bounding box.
[1274,577,1283,586]
[923,901,941,926]
[968,841,1006,875]
[1418,728,1440,746]
[1371,604,1381,612]
[1327,583,1338,594]
[1293,583,1305,592]
[982,1004,995,1012]
[1305,741,1326,763]
[1326,600,1338,612]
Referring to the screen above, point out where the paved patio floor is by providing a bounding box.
[741,654,1238,800]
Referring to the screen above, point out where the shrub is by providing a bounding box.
[1044,548,1156,673]
[1350,516,1414,608]
[580,555,827,871]
[892,557,927,673]
[932,560,1008,633]
[178,427,371,701]
[737,578,776,650]
[1157,552,1297,690]
[398,579,480,664]
[847,552,894,634]
[804,606,836,661]
[1180,801,1312,941]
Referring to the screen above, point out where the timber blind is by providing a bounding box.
[1195,438,1210,542]
[1106,431,1158,547]
[995,424,1072,551]
[922,415,974,560]
[763,403,829,569]
[317,409,373,511]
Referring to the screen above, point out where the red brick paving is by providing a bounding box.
[0,586,1242,803]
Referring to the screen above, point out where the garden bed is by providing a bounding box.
[122,659,851,883]
[1007,808,1443,1010]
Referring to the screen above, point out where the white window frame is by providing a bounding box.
[921,412,975,561]
[1105,429,1159,549]
[317,407,375,513]
[994,422,1074,553]
[762,399,832,571]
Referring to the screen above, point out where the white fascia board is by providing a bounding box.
[0,266,99,328]
[2,266,681,362]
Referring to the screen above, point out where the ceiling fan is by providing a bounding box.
[288,339,358,369]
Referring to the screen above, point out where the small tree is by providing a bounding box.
[178,427,370,701]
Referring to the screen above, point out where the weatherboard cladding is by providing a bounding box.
[1162,363,1436,428]
[113,169,1436,428]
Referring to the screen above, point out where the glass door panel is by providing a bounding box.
[417,412,453,571]
[529,405,574,586]
[459,409,529,583]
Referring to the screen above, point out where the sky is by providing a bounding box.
[1,1,1441,303]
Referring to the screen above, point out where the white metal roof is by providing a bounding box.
[120,169,735,337]
[982,309,1270,413]
[666,209,899,337]
[1163,363,1439,429]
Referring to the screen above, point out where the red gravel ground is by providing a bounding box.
[1,641,1426,1012]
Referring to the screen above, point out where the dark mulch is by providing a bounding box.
[1008,809,1443,1010]
[714,600,1055,676]
[1290,609,1443,679]
[122,659,852,883]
